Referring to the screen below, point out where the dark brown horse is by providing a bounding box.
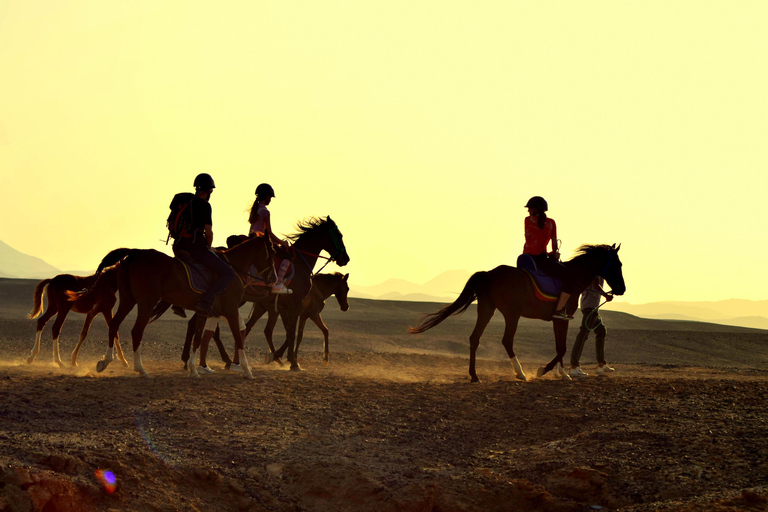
[409,244,626,383]
[27,267,127,367]
[179,272,351,370]
[245,217,349,370]
[74,234,276,378]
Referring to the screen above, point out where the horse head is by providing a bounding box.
[324,216,350,266]
[333,273,350,311]
[602,244,626,296]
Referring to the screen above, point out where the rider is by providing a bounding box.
[523,196,575,320]
[249,183,292,294]
[173,173,236,315]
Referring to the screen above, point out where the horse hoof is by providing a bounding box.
[96,360,107,373]
[243,370,255,380]
[516,374,528,382]
[120,359,129,368]
[275,358,284,367]
[536,367,546,378]
[322,358,329,367]
[264,353,275,365]
[290,364,302,372]
[470,376,481,383]
[25,357,34,365]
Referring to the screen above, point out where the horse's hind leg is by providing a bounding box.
[499,312,527,382]
[98,297,134,373]
[28,306,56,364]
[71,312,96,367]
[50,308,71,368]
[130,306,153,377]
[226,312,254,380]
[306,313,330,366]
[468,296,495,383]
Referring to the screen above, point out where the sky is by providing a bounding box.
[1,1,767,304]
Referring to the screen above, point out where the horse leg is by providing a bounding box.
[181,315,197,366]
[499,312,526,382]
[244,301,265,339]
[103,310,128,367]
[188,315,208,378]
[70,312,96,367]
[262,308,282,365]
[211,325,232,367]
[279,311,300,371]
[227,312,254,380]
[49,308,70,368]
[28,306,56,364]
[307,313,331,366]
[537,320,572,381]
[468,296,495,383]
[98,297,134,373]
[294,312,313,364]
[130,306,153,377]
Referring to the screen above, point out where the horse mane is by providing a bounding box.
[286,216,331,242]
[568,244,613,262]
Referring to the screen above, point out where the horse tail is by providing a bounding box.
[408,271,489,334]
[28,279,52,319]
[149,300,172,324]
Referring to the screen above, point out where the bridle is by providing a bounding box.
[295,225,347,277]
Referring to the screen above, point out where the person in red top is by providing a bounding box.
[523,196,574,320]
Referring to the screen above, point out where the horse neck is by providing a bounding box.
[292,233,326,273]
[225,238,264,273]
[312,275,338,301]
[564,253,605,292]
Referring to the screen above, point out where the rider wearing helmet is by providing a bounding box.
[249,183,292,294]
[523,196,575,320]
[174,173,236,315]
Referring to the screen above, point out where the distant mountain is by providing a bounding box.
[0,240,61,279]
[351,270,768,331]
[350,270,472,303]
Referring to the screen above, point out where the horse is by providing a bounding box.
[26,266,127,367]
[72,233,276,379]
[409,244,626,383]
[190,272,351,368]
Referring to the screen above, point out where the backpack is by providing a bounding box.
[166,192,196,243]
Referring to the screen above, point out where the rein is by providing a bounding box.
[293,226,345,277]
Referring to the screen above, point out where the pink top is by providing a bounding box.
[249,204,270,235]
[523,216,556,255]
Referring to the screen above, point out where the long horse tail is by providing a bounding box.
[28,279,52,319]
[408,271,490,334]
[149,300,172,324]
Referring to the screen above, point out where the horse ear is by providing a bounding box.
[615,243,621,252]
[343,273,349,281]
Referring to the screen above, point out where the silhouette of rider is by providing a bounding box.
[249,183,292,294]
[173,173,236,315]
[523,196,576,320]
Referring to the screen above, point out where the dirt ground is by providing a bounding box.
[1,352,767,512]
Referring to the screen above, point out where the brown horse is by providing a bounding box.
[200,272,350,367]
[249,217,349,370]
[409,244,626,383]
[27,267,127,367]
[74,234,276,379]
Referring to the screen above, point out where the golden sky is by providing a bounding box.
[2,1,767,303]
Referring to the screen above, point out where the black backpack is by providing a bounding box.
[166,192,195,243]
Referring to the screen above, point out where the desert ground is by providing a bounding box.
[1,277,767,511]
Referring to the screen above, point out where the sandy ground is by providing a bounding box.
[1,351,767,512]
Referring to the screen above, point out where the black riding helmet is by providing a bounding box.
[194,173,216,191]
[255,183,275,198]
[525,196,548,212]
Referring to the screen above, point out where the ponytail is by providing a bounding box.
[537,211,547,230]
[248,198,261,225]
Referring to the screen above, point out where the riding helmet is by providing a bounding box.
[255,183,276,198]
[525,196,548,212]
[193,173,216,191]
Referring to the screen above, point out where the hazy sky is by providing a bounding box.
[2,1,767,304]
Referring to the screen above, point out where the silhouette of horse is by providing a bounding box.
[409,244,626,383]
[27,267,127,367]
[188,272,351,367]
[73,234,276,379]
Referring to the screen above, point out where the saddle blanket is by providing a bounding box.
[516,254,560,302]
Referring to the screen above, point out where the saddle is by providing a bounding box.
[516,254,560,302]
[245,250,295,288]
[174,250,217,294]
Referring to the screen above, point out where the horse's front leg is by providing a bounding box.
[71,312,97,367]
[97,298,133,373]
[187,315,207,378]
[131,307,153,378]
[228,312,254,379]
[280,310,300,371]
[537,319,572,381]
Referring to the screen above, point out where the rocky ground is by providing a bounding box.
[1,352,767,512]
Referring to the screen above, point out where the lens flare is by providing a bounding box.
[95,469,117,494]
